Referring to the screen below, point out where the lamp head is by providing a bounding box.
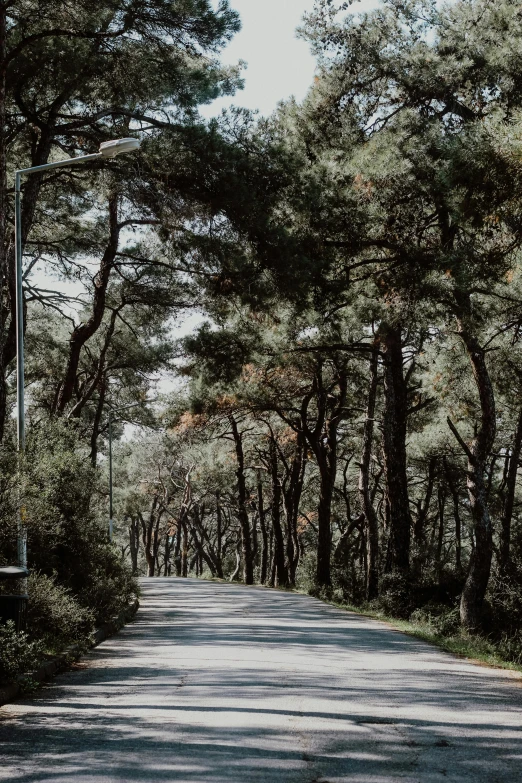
[99,138,140,158]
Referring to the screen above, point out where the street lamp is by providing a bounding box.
[14,138,140,567]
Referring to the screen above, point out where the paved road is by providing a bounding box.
[0,579,522,782]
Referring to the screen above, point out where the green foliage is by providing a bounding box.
[371,572,416,620]
[24,420,96,547]
[78,549,139,624]
[488,560,522,641]
[23,420,138,625]
[182,321,259,386]
[27,573,95,652]
[409,605,461,637]
[0,622,44,685]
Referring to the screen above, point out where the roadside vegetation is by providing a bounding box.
[3,0,522,680]
[0,0,240,683]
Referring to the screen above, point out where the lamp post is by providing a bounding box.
[14,138,140,567]
[108,403,139,542]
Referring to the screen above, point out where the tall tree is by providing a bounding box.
[0,0,241,436]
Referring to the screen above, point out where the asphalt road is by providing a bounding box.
[0,578,522,782]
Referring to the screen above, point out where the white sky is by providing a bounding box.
[201,0,317,118]
[202,0,378,119]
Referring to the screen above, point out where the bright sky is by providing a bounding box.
[201,0,317,118]
[202,0,378,119]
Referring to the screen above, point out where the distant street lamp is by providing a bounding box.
[14,138,140,567]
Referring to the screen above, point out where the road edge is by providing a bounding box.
[203,576,522,678]
[0,599,140,707]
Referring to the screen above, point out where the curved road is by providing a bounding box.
[0,578,522,782]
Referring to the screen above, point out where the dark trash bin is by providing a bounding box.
[0,567,29,632]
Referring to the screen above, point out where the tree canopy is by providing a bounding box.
[4,0,522,670]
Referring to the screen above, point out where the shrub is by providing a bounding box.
[409,604,460,636]
[0,621,44,684]
[373,571,415,619]
[77,549,139,625]
[21,420,138,626]
[489,560,522,636]
[27,573,95,651]
[496,631,522,665]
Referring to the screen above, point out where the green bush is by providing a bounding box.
[409,604,460,636]
[27,573,95,651]
[77,549,139,625]
[0,621,44,684]
[372,571,415,619]
[22,420,138,626]
[0,440,18,563]
[496,631,522,665]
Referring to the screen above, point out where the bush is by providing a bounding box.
[409,604,460,636]
[0,440,17,562]
[496,630,522,665]
[0,621,44,684]
[372,571,415,619]
[22,420,138,626]
[27,573,95,651]
[77,549,139,625]
[489,560,522,636]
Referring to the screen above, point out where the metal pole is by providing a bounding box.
[109,411,113,542]
[12,146,138,575]
[14,152,103,566]
[106,403,141,543]
[16,153,102,178]
[14,171,26,569]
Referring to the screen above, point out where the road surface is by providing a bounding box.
[0,578,521,782]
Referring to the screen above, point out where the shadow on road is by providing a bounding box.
[0,578,521,782]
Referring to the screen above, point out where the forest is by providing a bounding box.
[2,0,522,678]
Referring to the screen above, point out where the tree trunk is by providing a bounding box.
[283,432,307,586]
[152,510,163,576]
[358,346,380,599]
[316,457,335,587]
[381,323,411,573]
[163,530,172,577]
[140,503,156,578]
[436,485,445,583]
[128,515,139,575]
[230,416,254,584]
[413,457,436,554]
[444,458,462,573]
[269,437,288,586]
[55,194,120,413]
[192,505,219,577]
[453,295,496,630]
[500,406,522,574]
[230,541,241,582]
[215,494,224,578]
[174,522,182,577]
[89,380,106,467]
[251,507,258,564]
[305,364,347,589]
[181,520,188,577]
[257,472,269,584]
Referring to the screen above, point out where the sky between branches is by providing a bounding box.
[32,0,379,401]
[203,0,378,118]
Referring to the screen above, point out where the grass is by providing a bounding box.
[321,597,522,675]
